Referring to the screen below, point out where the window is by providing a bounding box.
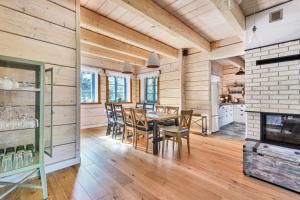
[145,77,158,103]
[108,76,131,102]
[80,67,100,104]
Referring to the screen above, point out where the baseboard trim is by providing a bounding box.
[46,157,81,174]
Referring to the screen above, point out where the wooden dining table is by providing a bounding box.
[146,112,179,155]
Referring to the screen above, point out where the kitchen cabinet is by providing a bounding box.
[233,104,246,123]
[219,104,245,128]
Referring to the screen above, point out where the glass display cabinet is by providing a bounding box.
[0,55,53,199]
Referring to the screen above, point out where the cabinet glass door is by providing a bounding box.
[44,68,53,157]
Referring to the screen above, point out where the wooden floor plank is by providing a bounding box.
[4,127,300,200]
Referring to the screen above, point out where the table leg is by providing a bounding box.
[153,120,158,155]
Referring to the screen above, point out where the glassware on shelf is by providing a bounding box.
[1,77,13,90]
[1,154,13,171]
[23,151,33,166]
[13,152,24,169]
[0,106,38,131]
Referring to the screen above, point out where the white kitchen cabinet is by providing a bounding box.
[219,104,245,128]
[233,104,246,123]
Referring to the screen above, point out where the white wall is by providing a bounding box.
[246,0,300,49]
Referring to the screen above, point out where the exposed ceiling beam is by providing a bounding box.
[80,7,179,58]
[209,0,245,41]
[210,42,245,60]
[81,28,150,60]
[211,36,242,49]
[81,43,145,66]
[109,0,210,52]
[226,56,245,69]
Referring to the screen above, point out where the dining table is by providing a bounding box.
[146,112,179,155]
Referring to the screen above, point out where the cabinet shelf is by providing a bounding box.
[0,88,40,92]
[0,151,40,178]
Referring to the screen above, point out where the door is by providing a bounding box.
[44,68,53,157]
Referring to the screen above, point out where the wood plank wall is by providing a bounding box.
[136,57,181,106]
[80,55,137,129]
[0,0,80,168]
[184,52,212,133]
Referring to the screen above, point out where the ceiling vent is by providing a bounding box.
[269,9,283,23]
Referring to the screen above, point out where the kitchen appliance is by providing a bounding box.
[211,75,220,132]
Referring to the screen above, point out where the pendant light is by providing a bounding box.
[122,61,132,74]
[146,52,160,68]
[235,67,245,75]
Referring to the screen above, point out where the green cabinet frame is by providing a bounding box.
[0,55,53,200]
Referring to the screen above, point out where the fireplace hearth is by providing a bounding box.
[261,113,300,149]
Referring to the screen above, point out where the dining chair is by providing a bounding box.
[144,103,155,112]
[134,108,154,153]
[122,107,136,145]
[136,103,144,109]
[160,109,193,158]
[155,105,167,113]
[112,104,125,139]
[104,103,115,136]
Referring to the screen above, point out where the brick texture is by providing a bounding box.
[245,40,300,140]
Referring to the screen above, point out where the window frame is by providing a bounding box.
[106,76,132,103]
[80,69,101,105]
[144,77,159,104]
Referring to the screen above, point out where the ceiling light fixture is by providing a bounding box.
[146,52,160,68]
[122,61,132,74]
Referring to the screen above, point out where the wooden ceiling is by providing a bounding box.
[79,0,256,66]
[240,0,291,16]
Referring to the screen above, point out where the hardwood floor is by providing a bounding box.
[5,127,300,200]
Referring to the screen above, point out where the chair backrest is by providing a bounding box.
[113,104,124,123]
[136,103,144,109]
[144,103,155,112]
[155,105,166,113]
[105,103,114,121]
[134,108,148,130]
[179,110,193,130]
[123,108,135,127]
[166,106,179,115]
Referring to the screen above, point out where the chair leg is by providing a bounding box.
[187,135,190,154]
[146,133,149,153]
[162,133,165,156]
[177,134,182,159]
[122,128,126,143]
[172,137,175,151]
[106,124,111,135]
[135,134,138,149]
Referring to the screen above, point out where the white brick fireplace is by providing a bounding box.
[245,40,300,141]
[243,39,300,193]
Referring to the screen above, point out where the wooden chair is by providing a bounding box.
[155,105,167,113]
[161,110,193,158]
[136,103,144,109]
[112,104,125,139]
[134,108,153,153]
[144,103,155,112]
[122,108,136,145]
[104,103,115,136]
[159,106,179,126]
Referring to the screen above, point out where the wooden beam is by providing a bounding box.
[109,0,210,52]
[226,57,245,69]
[81,43,145,66]
[209,0,245,41]
[211,36,242,49]
[210,42,245,60]
[80,28,150,60]
[80,7,179,58]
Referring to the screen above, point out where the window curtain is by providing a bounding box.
[81,65,102,75]
[105,70,132,79]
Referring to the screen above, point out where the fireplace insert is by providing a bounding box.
[261,113,300,149]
